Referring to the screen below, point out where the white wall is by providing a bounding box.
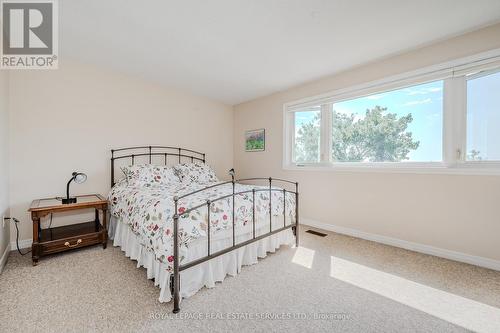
[233,24,500,263]
[0,70,10,271]
[9,59,234,242]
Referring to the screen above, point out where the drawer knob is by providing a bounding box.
[64,239,82,248]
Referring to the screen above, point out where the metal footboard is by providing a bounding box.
[171,178,299,313]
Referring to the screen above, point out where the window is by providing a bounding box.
[466,70,500,161]
[330,81,443,163]
[294,107,321,163]
[284,50,500,174]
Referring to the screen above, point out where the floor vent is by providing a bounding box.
[305,230,327,237]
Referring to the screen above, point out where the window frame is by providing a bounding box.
[283,48,500,175]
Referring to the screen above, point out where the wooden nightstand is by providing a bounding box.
[28,194,108,265]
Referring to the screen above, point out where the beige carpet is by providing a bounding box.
[1,227,499,333]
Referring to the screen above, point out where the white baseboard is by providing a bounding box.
[0,244,10,274]
[302,218,500,272]
[11,239,32,251]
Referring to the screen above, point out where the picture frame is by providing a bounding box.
[245,129,265,152]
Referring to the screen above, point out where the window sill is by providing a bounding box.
[283,162,500,176]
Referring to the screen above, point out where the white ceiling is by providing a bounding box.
[60,0,500,105]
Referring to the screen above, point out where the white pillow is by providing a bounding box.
[121,164,180,185]
[173,162,219,185]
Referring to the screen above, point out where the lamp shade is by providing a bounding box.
[74,173,87,184]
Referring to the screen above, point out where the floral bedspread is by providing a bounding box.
[108,180,296,270]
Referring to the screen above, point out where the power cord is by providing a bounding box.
[4,217,32,256]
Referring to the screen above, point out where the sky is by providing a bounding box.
[467,70,500,160]
[295,72,500,162]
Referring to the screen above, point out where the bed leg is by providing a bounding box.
[172,204,181,314]
[295,225,299,248]
[295,183,299,248]
[173,276,180,313]
[169,274,180,313]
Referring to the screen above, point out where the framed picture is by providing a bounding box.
[245,129,265,152]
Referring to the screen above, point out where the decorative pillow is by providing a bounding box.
[173,162,219,185]
[121,164,180,185]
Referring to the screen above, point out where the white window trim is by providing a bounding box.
[283,48,500,175]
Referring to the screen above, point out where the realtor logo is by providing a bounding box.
[1,0,58,69]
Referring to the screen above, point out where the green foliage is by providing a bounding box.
[295,106,420,163]
[246,138,264,150]
[467,149,482,161]
[295,116,321,162]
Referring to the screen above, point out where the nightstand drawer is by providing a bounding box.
[40,231,103,254]
[38,222,104,255]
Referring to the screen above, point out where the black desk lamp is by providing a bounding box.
[62,172,87,204]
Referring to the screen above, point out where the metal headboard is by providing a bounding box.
[110,146,206,187]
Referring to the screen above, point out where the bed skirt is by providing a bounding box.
[109,216,294,303]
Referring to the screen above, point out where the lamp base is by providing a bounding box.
[61,197,77,204]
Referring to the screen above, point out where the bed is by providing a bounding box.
[108,146,299,312]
